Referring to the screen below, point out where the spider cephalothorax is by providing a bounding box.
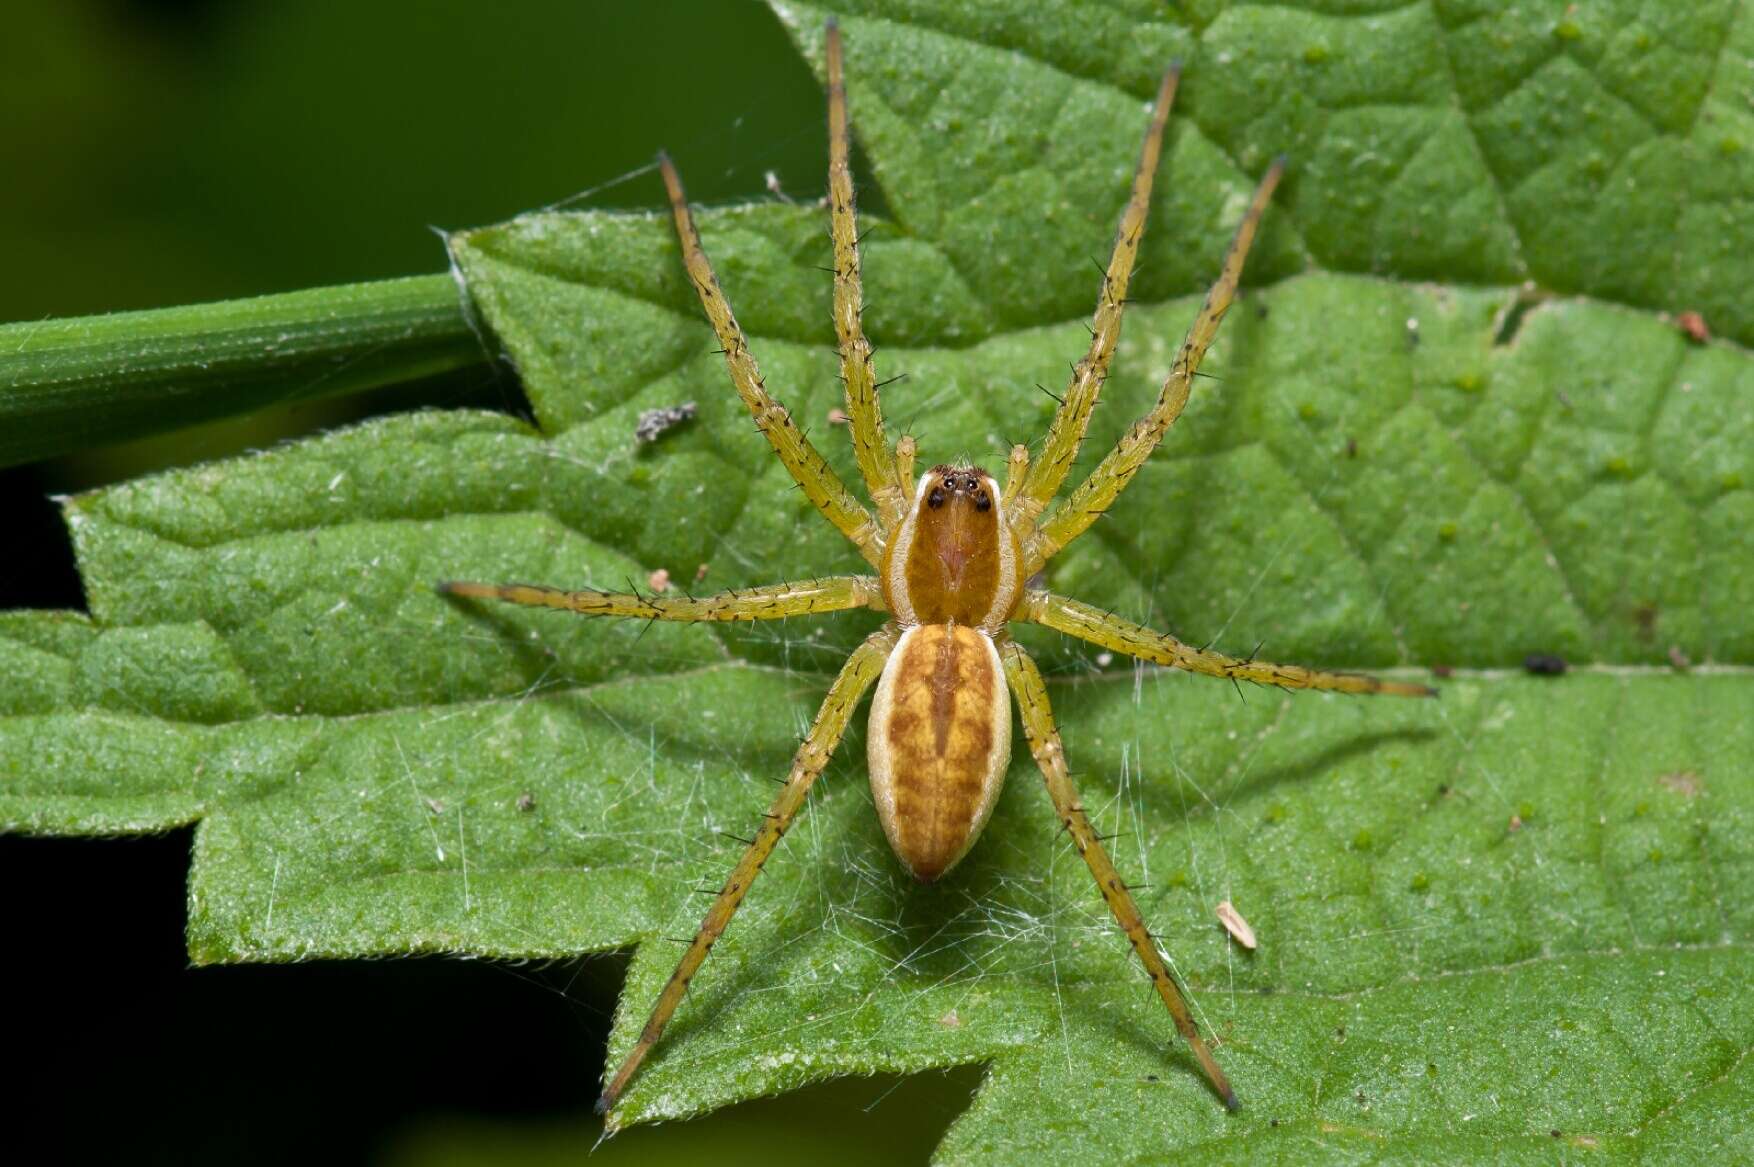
[883,464,1018,630]
[440,19,1433,1121]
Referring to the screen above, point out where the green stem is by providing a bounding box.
[0,274,483,468]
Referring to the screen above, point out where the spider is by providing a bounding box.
[440,21,1435,1117]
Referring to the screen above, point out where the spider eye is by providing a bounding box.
[927,488,945,508]
[975,493,991,512]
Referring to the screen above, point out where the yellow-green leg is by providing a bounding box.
[1021,590,1436,697]
[598,623,899,1122]
[825,20,906,530]
[1009,66,1181,540]
[438,574,882,622]
[1026,159,1286,573]
[659,154,884,565]
[998,637,1239,1109]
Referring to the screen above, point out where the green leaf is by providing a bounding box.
[6,1,1753,1161]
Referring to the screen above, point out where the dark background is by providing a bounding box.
[2,2,973,1162]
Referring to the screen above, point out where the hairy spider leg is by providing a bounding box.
[1009,66,1181,540]
[998,638,1239,1110]
[825,20,906,530]
[658,154,884,565]
[1026,159,1286,573]
[596,624,901,1122]
[1021,591,1438,698]
[437,575,882,621]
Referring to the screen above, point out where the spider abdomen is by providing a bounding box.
[867,623,1012,883]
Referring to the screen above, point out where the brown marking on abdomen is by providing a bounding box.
[867,624,1012,882]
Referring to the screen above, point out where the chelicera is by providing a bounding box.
[440,20,1434,1118]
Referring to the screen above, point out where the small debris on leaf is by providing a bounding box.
[1658,770,1701,797]
[1522,653,1568,676]
[1674,311,1711,343]
[827,407,852,425]
[764,170,795,204]
[635,402,698,443]
[1667,645,1691,671]
[1216,900,1257,950]
[694,562,710,584]
[1431,663,1454,679]
[515,792,536,813]
[1508,814,1523,833]
[647,568,672,593]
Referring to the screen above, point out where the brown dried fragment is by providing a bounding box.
[1667,645,1691,671]
[1674,311,1711,343]
[1658,770,1702,797]
[635,402,698,443]
[1216,900,1257,950]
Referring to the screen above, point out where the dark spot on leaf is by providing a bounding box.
[1523,653,1567,675]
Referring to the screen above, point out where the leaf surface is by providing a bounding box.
[6,1,1753,1161]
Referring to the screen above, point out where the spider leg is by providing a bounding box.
[996,637,1239,1110]
[1019,590,1437,697]
[826,20,907,530]
[438,574,882,621]
[659,154,884,566]
[597,622,900,1120]
[1007,67,1180,540]
[1024,159,1286,574]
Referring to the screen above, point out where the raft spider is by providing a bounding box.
[440,20,1435,1117]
